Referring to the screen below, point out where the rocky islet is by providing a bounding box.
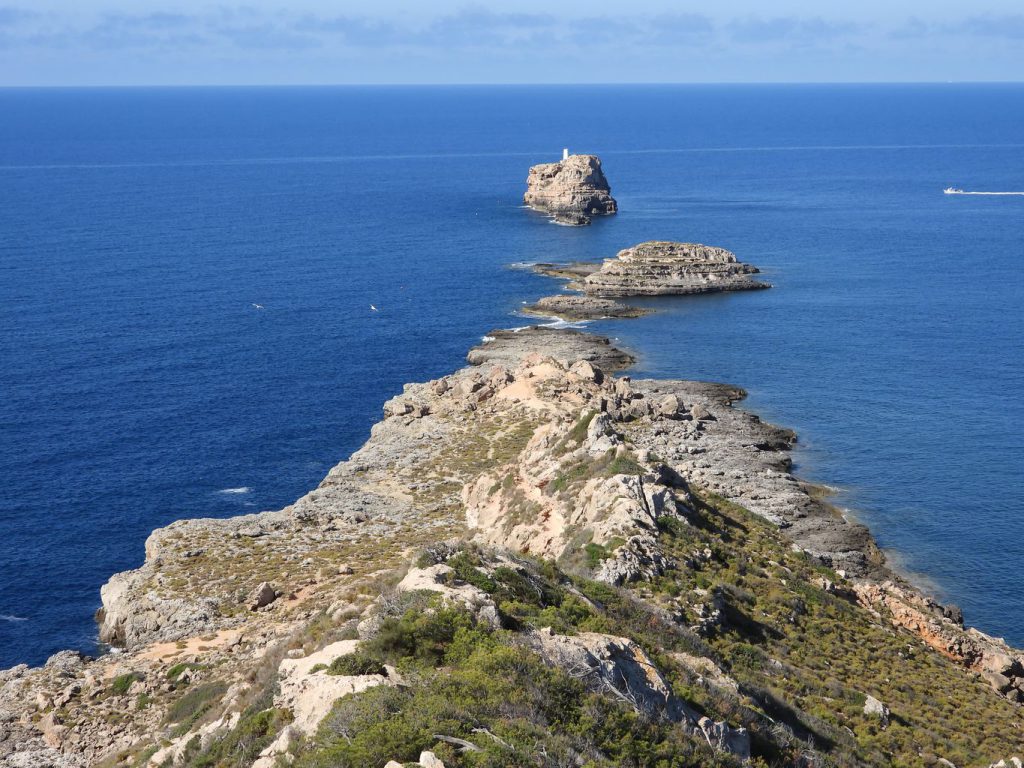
[523,153,617,226]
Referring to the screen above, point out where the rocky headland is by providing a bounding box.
[2,325,1023,768]
[523,153,617,226]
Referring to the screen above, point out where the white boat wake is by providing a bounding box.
[944,187,1024,196]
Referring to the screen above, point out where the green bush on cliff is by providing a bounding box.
[362,603,479,668]
[165,681,228,737]
[295,636,736,768]
[326,651,387,677]
[550,448,646,494]
[178,706,292,768]
[110,671,144,695]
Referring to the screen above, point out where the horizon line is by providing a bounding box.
[2,80,1024,90]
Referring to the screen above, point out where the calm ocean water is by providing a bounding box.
[1,85,1022,668]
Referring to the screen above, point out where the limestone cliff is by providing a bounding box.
[523,154,617,225]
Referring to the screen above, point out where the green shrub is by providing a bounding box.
[166,662,207,682]
[294,634,728,768]
[110,672,143,695]
[563,410,598,448]
[165,682,228,735]
[363,605,476,667]
[181,707,292,768]
[445,552,497,593]
[327,651,387,677]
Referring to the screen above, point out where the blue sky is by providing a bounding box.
[1,1,1023,85]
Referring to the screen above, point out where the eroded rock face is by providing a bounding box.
[524,154,617,225]
[854,580,1024,701]
[275,640,391,734]
[581,241,770,297]
[523,628,749,760]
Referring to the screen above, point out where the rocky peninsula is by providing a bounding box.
[2,323,1023,768]
[2,176,1022,768]
[523,153,617,226]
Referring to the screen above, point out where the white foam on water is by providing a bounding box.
[1,614,28,623]
[537,316,588,330]
[946,190,1024,196]
[217,487,252,495]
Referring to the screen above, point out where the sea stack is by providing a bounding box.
[578,241,769,296]
[524,152,617,226]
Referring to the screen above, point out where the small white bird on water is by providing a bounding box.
[370,304,378,311]
[251,303,264,310]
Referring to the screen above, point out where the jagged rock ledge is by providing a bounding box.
[523,153,617,226]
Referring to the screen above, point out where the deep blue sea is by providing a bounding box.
[1,85,1022,668]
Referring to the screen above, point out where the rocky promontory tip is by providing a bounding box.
[468,327,634,371]
[555,240,770,297]
[524,153,617,226]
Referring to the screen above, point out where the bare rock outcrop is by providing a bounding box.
[524,154,617,225]
[274,640,391,734]
[468,327,634,372]
[581,241,770,297]
[523,628,749,760]
[522,294,652,321]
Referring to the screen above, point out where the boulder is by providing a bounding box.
[863,694,890,726]
[276,640,391,735]
[249,582,278,611]
[523,629,749,759]
[420,752,446,768]
[657,394,682,418]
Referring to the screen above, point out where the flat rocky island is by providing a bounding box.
[536,240,770,297]
[523,153,617,226]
